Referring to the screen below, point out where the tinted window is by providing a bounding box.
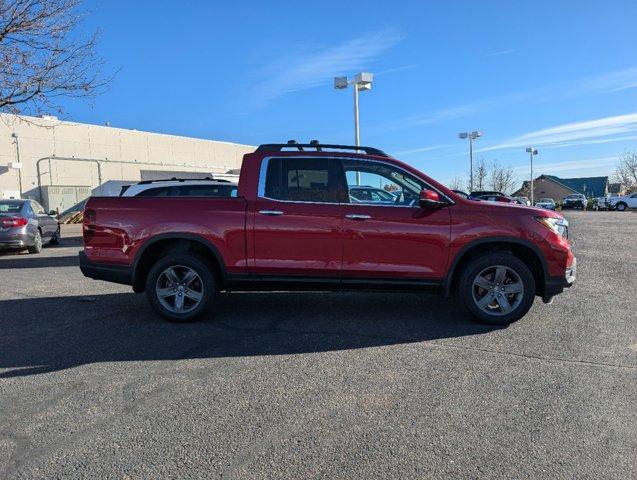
[341,159,427,206]
[264,158,343,203]
[176,185,237,197]
[136,187,173,197]
[136,184,237,197]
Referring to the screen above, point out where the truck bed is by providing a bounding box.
[83,196,248,273]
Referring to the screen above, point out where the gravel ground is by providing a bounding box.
[0,212,635,479]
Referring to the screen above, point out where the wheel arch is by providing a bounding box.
[131,233,227,293]
[443,237,549,297]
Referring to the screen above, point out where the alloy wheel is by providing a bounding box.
[155,265,204,314]
[472,265,524,316]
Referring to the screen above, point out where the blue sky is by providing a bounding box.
[64,0,637,187]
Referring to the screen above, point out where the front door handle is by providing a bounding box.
[259,210,284,216]
[345,214,371,220]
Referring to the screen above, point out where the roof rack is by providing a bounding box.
[256,140,389,157]
[136,177,233,185]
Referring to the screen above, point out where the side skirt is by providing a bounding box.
[224,274,443,293]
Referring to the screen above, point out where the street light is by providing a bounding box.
[458,131,482,192]
[335,72,373,185]
[526,147,538,205]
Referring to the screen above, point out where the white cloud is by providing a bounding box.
[249,30,403,105]
[480,113,637,152]
[571,66,637,95]
[393,144,447,155]
[385,66,637,135]
[485,49,516,57]
[511,156,617,176]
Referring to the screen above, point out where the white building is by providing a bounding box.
[0,114,254,211]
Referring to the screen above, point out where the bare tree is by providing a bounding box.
[489,160,516,194]
[448,175,464,191]
[0,0,109,115]
[613,151,637,190]
[468,158,488,192]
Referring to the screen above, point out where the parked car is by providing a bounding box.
[452,190,469,199]
[468,190,504,199]
[562,194,587,210]
[515,196,531,206]
[592,195,612,211]
[608,192,637,211]
[535,198,556,210]
[80,141,576,326]
[0,199,60,253]
[348,186,397,204]
[470,191,518,204]
[121,178,237,197]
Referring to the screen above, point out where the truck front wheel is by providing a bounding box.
[458,253,535,325]
[145,253,216,322]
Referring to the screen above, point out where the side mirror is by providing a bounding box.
[419,189,448,209]
[49,210,57,216]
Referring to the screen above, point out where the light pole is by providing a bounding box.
[334,72,373,185]
[458,131,482,192]
[526,147,538,205]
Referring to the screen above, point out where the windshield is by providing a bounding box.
[0,201,23,214]
[538,198,553,203]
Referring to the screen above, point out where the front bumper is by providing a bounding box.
[79,251,132,286]
[544,256,576,299]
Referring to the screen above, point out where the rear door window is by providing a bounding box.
[31,201,46,214]
[263,158,344,203]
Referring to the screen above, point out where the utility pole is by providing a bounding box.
[526,147,538,205]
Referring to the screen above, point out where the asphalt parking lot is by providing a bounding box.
[0,212,635,479]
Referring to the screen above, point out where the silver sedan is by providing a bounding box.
[0,199,60,254]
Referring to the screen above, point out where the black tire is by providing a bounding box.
[458,252,535,325]
[615,202,627,212]
[49,227,61,245]
[27,230,43,254]
[145,253,216,322]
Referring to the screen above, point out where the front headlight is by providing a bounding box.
[535,216,569,238]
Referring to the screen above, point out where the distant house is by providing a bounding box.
[513,175,609,201]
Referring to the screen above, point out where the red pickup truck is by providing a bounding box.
[80,142,576,325]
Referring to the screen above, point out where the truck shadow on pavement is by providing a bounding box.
[0,254,78,269]
[0,291,499,378]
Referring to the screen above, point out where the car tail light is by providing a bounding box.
[83,208,96,240]
[83,208,96,224]
[1,217,28,228]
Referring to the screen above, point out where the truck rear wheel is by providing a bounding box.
[145,253,216,322]
[458,253,535,325]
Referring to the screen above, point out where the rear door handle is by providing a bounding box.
[345,214,371,220]
[259,210,284,216]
